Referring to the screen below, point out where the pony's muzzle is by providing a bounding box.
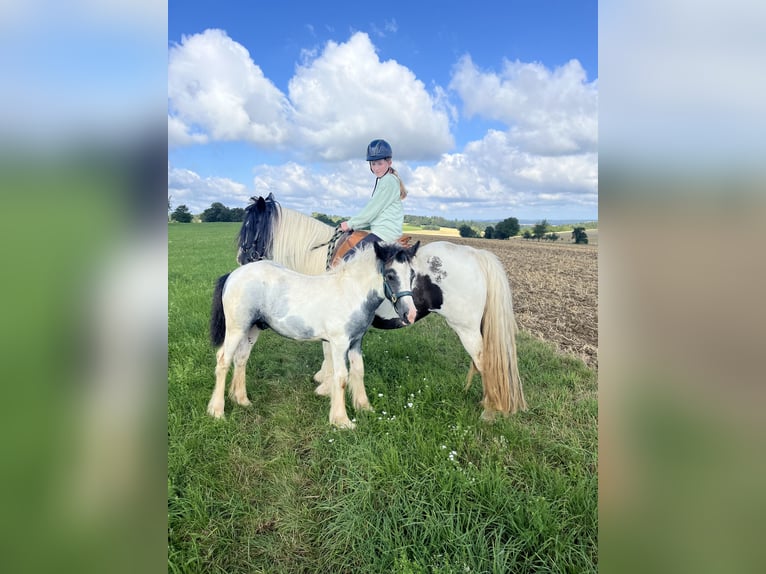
[402,298,417,325]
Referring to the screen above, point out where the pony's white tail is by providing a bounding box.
[472,250,527,415]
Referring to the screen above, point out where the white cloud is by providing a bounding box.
[168,115,207,147]
[167,29,597,220]
[405,130,597,219]
[168,30,453,159]
[168,166,250,214]
[450,55,598,155]
[168,29,293,147]
[289,32,453,160]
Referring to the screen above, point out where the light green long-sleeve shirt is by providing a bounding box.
[347,173,403,242]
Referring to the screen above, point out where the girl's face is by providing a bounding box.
[369,158,392,178]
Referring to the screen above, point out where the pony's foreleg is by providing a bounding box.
[314,341,334,396]
[348,344,372,412]
[208,330,245,418]
[229,327,260,407]
[327,341,354,429]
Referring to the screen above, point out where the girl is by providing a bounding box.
[339,139,407,250]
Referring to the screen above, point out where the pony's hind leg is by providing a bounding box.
[208,329,246,418]
[348,344,372,412]
[449,322,500,420]
[229,326,260,407]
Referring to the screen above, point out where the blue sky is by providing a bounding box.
[168,0,598,221]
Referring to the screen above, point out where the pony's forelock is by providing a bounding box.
[238,195,281,263]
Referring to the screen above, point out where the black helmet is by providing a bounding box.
[366,139,393,161]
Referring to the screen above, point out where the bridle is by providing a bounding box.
[382,271,413,304]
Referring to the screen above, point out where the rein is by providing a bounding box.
[310,226,345,271]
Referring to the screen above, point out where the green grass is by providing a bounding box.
[168,222,597,573]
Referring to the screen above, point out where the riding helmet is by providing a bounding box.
[366,139,393,161]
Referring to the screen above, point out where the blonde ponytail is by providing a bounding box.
[389,167,408,200]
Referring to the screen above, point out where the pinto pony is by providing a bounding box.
[237,194,527,418]
[208,241,420,428]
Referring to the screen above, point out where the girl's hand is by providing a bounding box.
[340,221,350,232]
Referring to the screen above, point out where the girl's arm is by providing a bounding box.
[347,176,398,229]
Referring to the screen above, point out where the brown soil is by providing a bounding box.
[410,234,598,369]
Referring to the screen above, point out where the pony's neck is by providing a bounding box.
[333,246,384,296]
[273,207,335,274]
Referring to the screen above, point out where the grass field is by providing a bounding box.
[168,222,597,573]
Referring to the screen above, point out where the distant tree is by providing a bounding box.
[522,229,533,239]
[201,202,231,222]
[532,219,549,240]
[229,207,245,222]
[313,213,338,226]
[545,233,560,241]
[572,226,589,244]
[484,226,495,239]
[171,204,193,223]
[494,217,520,239]
[458,224,478,238]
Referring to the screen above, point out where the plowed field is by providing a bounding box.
[410,234,598,369]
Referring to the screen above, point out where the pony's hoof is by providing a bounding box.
[479,409,498,422]
[236,397,252,407]
[207,404,225,418]
[355,402,374,412]
[332,418,356,430]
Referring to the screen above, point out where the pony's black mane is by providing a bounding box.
[372,241,420,275]
[375,241,418,264]
[238,193,280,264]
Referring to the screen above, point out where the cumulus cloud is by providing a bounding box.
[406,130,597,219]
[167,29,597,220]
[168,30,454,160]
[289,32,454,160]
[168,166,250,214]
[450,55,598,155]
[167,115,207,147]
[168,29,292,148]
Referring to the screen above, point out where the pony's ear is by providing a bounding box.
[373,240,386,260]
[409,241,421,257]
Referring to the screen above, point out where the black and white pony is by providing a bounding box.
[236,194,527,419]
[209,241,420,428]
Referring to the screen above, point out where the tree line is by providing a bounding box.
[169,201,589,244]
[170,202,245,223]
[459,218,589,243]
